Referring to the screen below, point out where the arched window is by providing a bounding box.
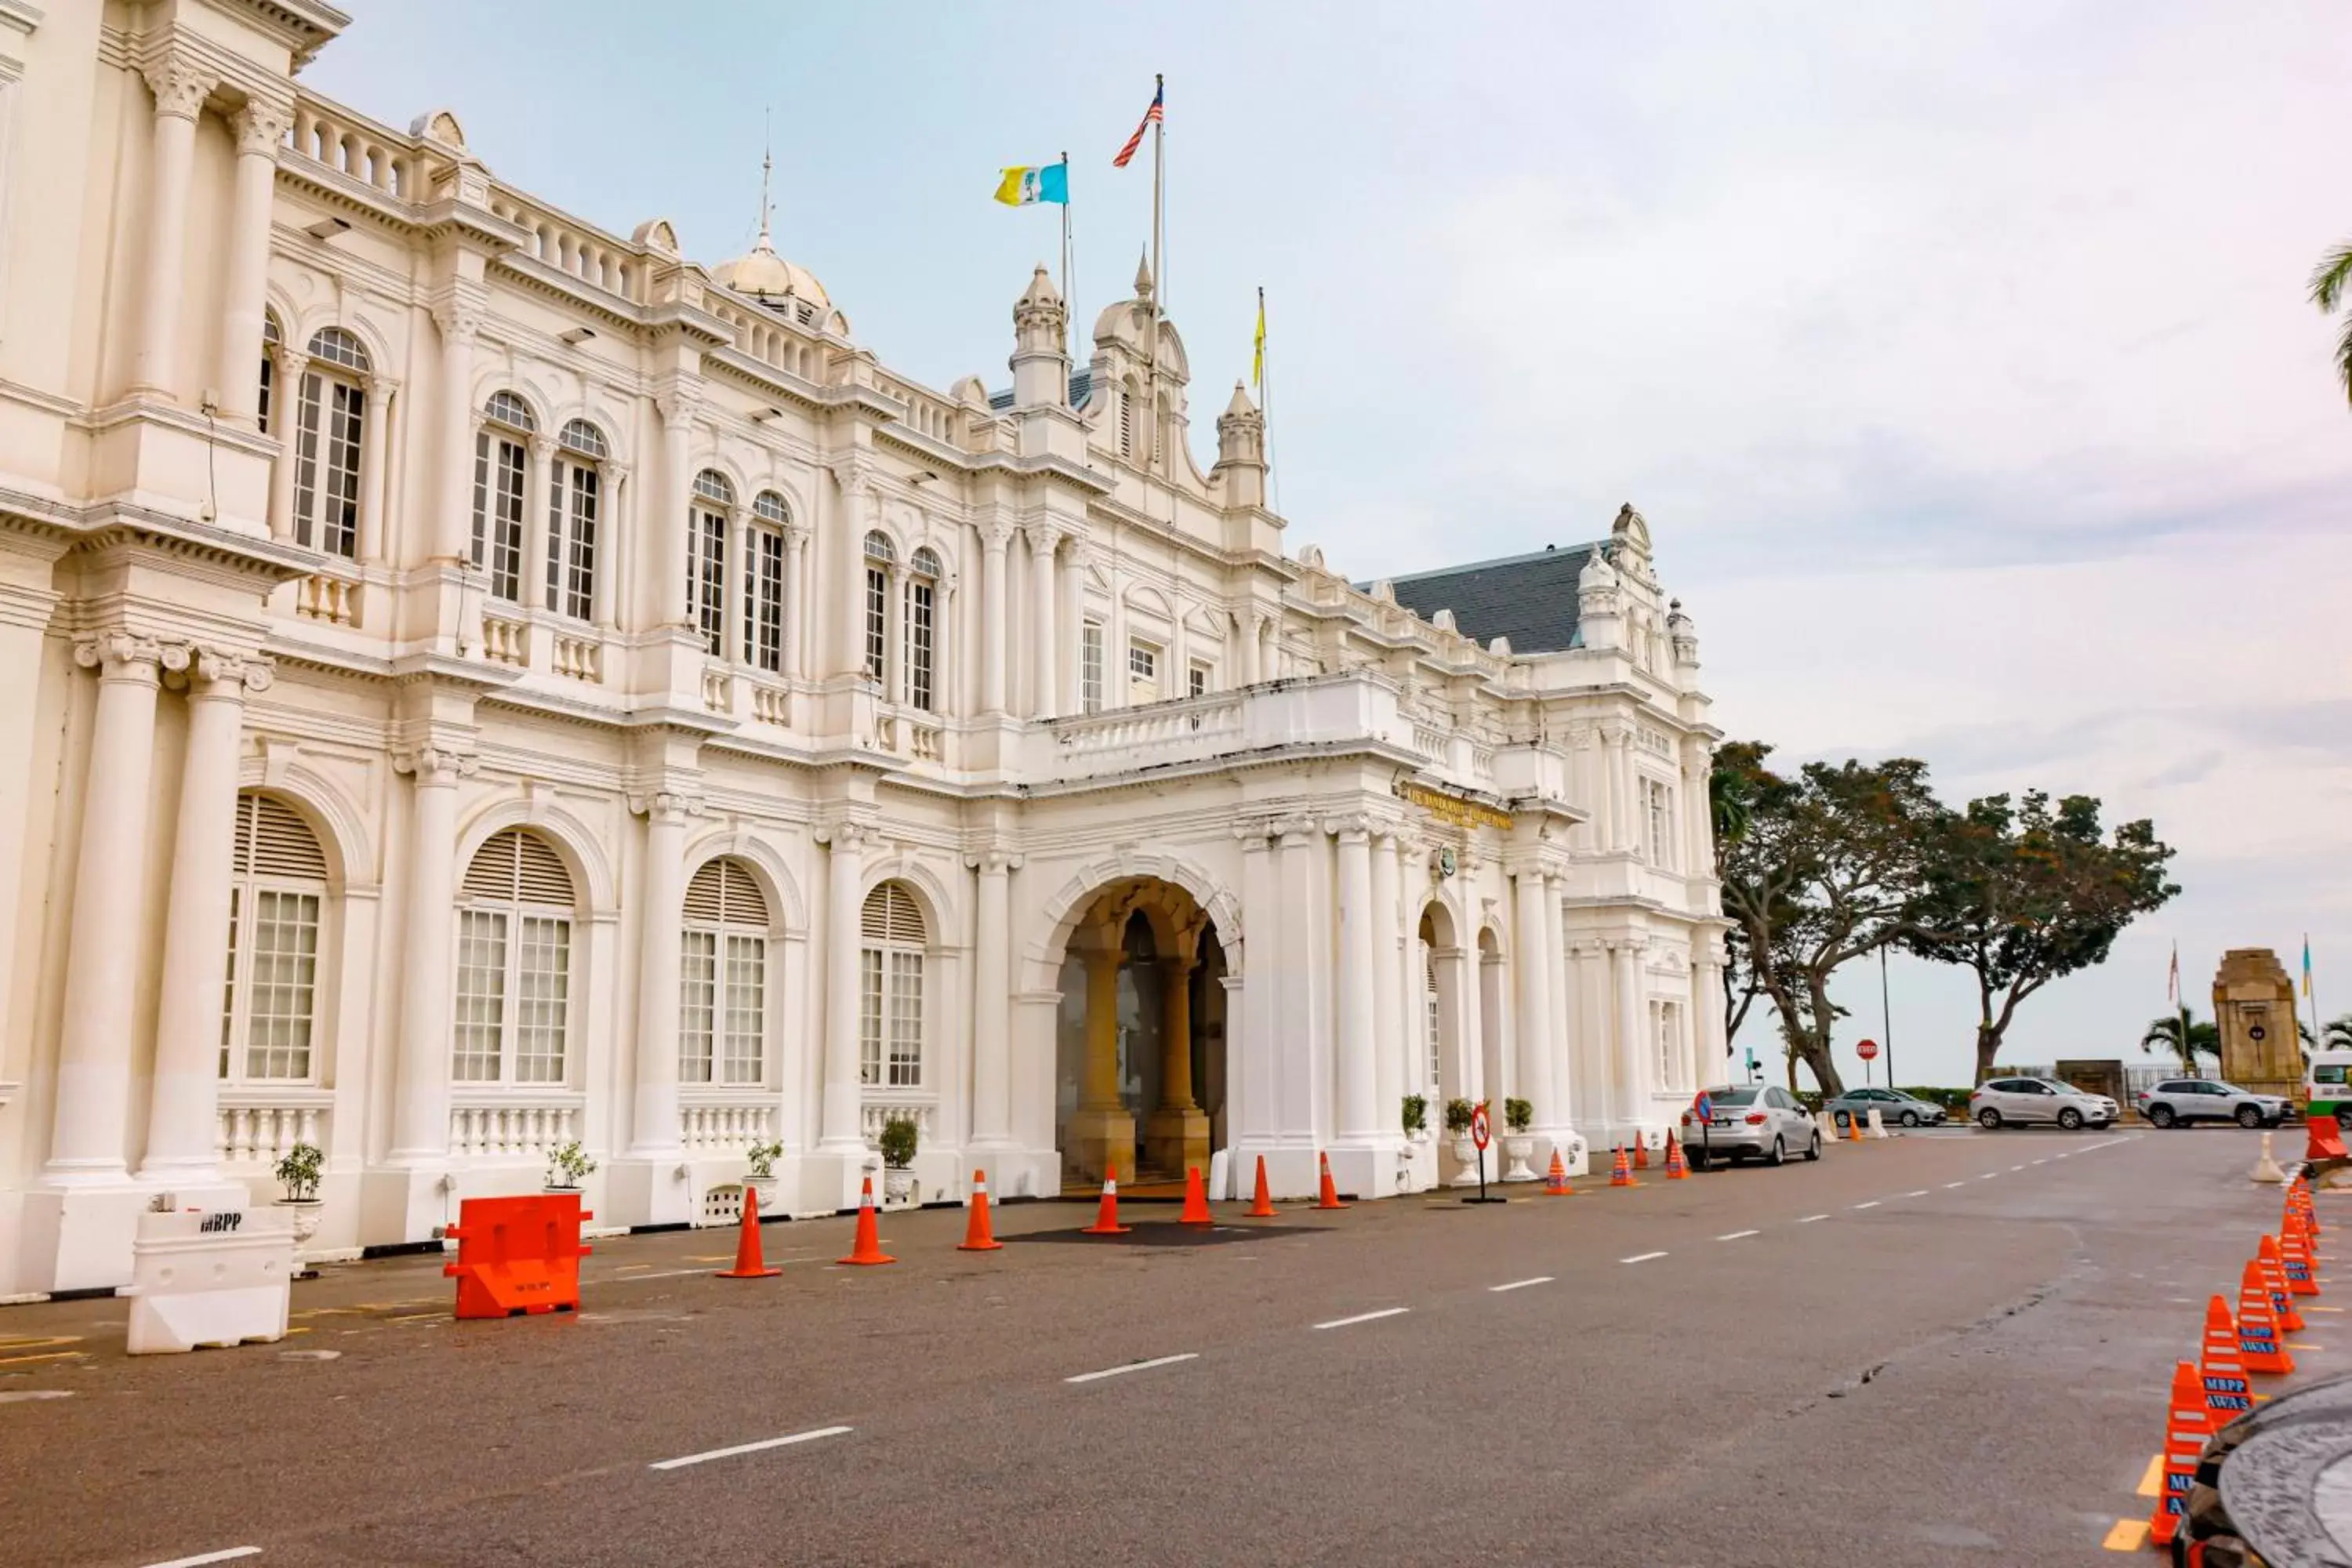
[744,491,790,673]
[862,531,894,682]
[258,314,281,437]
[904,546,938,711]
[680,857,770,1086]
[858,882,925,1088]
[548,419,605,622]
[454,829,576,1084]
[220,792,328,1083]
[471,392,535,601]
[688,470,733,656]
[1421,942,1441,1096]
[293,327,371,557]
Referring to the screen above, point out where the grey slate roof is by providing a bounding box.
[987,368,1094,412]
[1376,542,1602,654]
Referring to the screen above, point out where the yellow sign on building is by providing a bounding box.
[1398,783,1514,833]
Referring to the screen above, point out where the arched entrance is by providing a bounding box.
[1417,900,1464,1109]
[1054,877,1227,1188]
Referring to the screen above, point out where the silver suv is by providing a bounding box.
[1679,1084,1822,1169]
[2137,1078,2288,1130]
[1969,1076,2118,1131]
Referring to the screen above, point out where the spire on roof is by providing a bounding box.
[1134,249,1156,304]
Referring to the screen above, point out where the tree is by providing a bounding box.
[2325,1014,2352,1051]
[1711,759,1763,1051]
[1908,791,2179,1085]
[2142,1011,2220,1073]
[2311,240,2352,403]
[1714,742,1947,1097]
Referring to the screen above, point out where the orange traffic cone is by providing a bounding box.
[1608,1145,1635,1189]
[1632,1137,1650,1171]
[1247,1155,1276,1218]
[1542,1147,1573,1196]
[1180,1165,1214,1226]
[836,1176,895,1266]
[1316,1151,1348,1210]
[1082,1165,1131,1235]
[2198,1295,2254,1425]
[2149,1360,2211,1548]
[958,1169,1003,1252]
[1847,1112,1864,1143]
[717,1181,781,1278]
[1664,1133,1689,1181]
[2238,1259,2294,1374]
[2281,1215,2320,1296]
[2259,1236,2305,1331]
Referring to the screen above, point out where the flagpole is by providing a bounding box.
[1149,72,1164,476]
[1259,285,1281,516]
[1059,151,1072,358]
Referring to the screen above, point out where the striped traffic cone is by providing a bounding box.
[957,1169,1002,1252]
[2198,1296,2254,1425]
[1542,1147,1573,1196]
[1608,1145,1634,1189]
[1082,1165,1131,1235]
[1664,1133,1688,1181]
[836,1177,895,1266]
[2258,1236,2305,1332]
[2281,1216,2320,1296]
[2148,1360,2211,1548]
[2238,1259,2294,1374]
[1316,1151,1348,1210]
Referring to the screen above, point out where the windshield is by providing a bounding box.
[1707,1088,1759,1107]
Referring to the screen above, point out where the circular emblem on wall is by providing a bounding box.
[2249,1025,2268,1042]
[1437,846,1458,878]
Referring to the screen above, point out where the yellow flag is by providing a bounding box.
[1251,290,1266,388]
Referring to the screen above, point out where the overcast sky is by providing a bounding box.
[308,2,2352,1090]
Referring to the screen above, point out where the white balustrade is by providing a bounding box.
[859,1098,937,1147]
[702,667,734,713]
[481,613,527,667]
[484,192,642,303]
[907,718,942,762]
[680,1098,776,1153]
[295,571,361,626]
[1053,690,1243,760]
[285,100,419,199]
[551,631,602,683]
[215,1091,332,1166]
[1411,725,1446,760]
[448,1097,581,1162]
[748,680,790,726]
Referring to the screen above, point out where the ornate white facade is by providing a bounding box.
[0,0,1727,1296]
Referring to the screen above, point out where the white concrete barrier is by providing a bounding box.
[1866,1107,1889,1139]
[122,1207,294,1355]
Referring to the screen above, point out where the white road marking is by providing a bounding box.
[140,1552,262,1568]
[1980,1172,2000,1179]
[1852,1201,1880,1210]
[1798,1214,1830,1223]
[2010,1165,2027,1172]
[1904,1190,1930,1198]
[615,1266,747,1282]
[2031,1159,2049,1166]
[649,1425,853,1470]
[1716,1229,1760,1241]
[1944,1181,1967,1189]
[1064,1353,1200,1383]
[1313,1308,1410,1330]
[1489,1277,1553,1293]
[1621,1250,1669,1264]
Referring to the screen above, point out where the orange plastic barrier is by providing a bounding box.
[1083,1165,1131,1236]
[1315,1151,1348,1210]
[2198,1295,2253,1423]
[442,1193,592,1319]
[2149,1360,2211,1548]
[2238,1260,2295,1374]
[2309,1119,2350,1162]
[1246,1156,1276,1218]
[1543,1148,1574,1196]
[717,1183,781,1278]
[958,1170,1002,1253]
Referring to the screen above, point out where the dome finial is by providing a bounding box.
[756,109,774,250]
[1134,248,1156,303]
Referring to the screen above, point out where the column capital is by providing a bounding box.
[964,848,1022,875]
[818,818,875,853]
[977,517,1014,553]
[430,294,484,347]
[1268,812,1317,844]
[1323,812,1375,844]
[142,56,217,122]
[626,790,704,824]
[392,745,479,786]
[655,382,704,430]
[232,97,292,158]
[191,648,274,697]
[830,456,875,500]
[528,433,557,462]
[74,632,181,680]
[1023,518,1065,555]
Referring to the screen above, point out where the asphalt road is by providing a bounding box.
[0,1125,2321,1566]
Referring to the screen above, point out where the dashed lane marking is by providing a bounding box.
[1065,1353,1200,1384]
[1851,1201,1880,1210]
[649,1425,853,1470]
[1904,1190,1930,1198]
[1798,1214,1830,1223]
[1716,1230,1759,1241]
[2011,1165,2027,1172]
[2136,1454,2162,1497]
[1980,1172,2000,1179]
[1944,1182,1967,1189]
[1488,1277,1552,1293]
[2032,1159,2049,1166]
[1314,1308,1410,1330]
[140,1551,263,1568]
[2102,1519,2151,1551]
[1621,1251,1668,1264]
[2312,1305,2346,1313]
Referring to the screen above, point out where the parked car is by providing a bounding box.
[1823,1087,1948,1130]
[1968,1076,2118,1131]
[1680,1084,1822,1169]
[2136,1077,2289,1130]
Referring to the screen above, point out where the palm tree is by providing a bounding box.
[2325,1014,2352,1051]
[2313,241,2352,402]
[2142,1011,2221,1073]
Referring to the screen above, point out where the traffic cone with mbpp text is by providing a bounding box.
[1543,1147,1573,1196]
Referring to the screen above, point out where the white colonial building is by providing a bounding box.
[0,0,1729,1296]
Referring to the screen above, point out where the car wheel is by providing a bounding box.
[2148,1105,2176,1129]
[1803,1133,1822,1162]
[2056,1107,2085,1131]
[1899,1109,1920,1128]
[2237,1105,2264,1129]
[1767,1136,1786,1167]
[1976,1108,2002,1130]
[2339,1108,2352,1131]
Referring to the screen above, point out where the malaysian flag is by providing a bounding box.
[1112,81,1163,169]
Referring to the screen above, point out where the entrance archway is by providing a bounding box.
[1418,900,1464,1109]
[1054,877,1225,1188]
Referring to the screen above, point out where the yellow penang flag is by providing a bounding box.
[1251,290,1266,388]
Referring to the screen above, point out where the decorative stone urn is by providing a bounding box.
[1450,1134,1482,1186]
[1501,1134,1537,1182]
[742,1174,779,1214]
[881,1166,918,1209]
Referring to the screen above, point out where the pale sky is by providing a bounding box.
[307,2,2352,1090]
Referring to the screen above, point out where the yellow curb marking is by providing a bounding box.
[387,1312,439,1323]
[2135,1454,2162,1497]
[0,1335,80,1352]
[2312,1305,2345,1312]
[2287,1341,2324,1350]
[0,1350,85,1367]
[2102,1519,2151,1551]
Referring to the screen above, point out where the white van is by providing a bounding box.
[2307,1048,2352,1127]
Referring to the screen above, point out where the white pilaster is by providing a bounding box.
[214,100,286,421]
[1614,938,1647,1128]
[781,525,808,679]
[266,350,306,541]
[1332,823,1377,1143]
[129,56,214,398]
[429,299,480,562]
[521,435,554,612]
[387,746,472,1163]
[1026,524,1060,719]
[1369,829,1403,1143]
[817,821,868,1152]
[1541,873,1573,1142]
[1512,869,1554,1131]
[626,793,691,1156]
[655,386,699,628]
[968,850,1014,1145]
[356,376,392,567]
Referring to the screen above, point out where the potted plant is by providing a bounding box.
[877,1115,920,1207]
[1443,1097,1479,1185]
[1501,1097,1537,1181]
[743,1139,783,1210]
[273,1142,325,1272]
[545,1140,597,1192]
[1401,1094,1429,1142]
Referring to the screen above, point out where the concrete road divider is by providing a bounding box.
[123,1206,295,1355]
[442,1193,591,1320]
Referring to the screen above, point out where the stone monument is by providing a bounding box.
[2214,949,2304,1101]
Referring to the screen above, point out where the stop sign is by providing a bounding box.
[1857,1038,1880,1062]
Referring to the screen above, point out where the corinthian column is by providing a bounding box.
[131,57,216,399]
[626,792,697,1156]
[387,745,477,1163]
[141,652,272,1179]
[46,636,175,1184]
[429,299,481,563]
[215,99,288,423]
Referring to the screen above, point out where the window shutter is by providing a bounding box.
[684,857,769,926]
[232,793,327,881]
[860,882,924,945]
[463,829,576,906]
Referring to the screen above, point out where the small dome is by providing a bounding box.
[713,233,831,312]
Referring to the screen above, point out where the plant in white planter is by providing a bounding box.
[545,1141,597,1192]
[1501,1097,1537,1181]
[1401,1094,1429,1141]
[272,1142,325,1272]
[742,1139,783,1207]
[877,1116,919,1207]
[1443,1097,1479,1186]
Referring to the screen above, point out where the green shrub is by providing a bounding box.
[1443,1097,1475,1134]
[877,1115,919,1170]
[1504,1098,1533,1133]
[745,1140,783,1179]
[273,1142,323,1203]
[1401,1094,1428,1135]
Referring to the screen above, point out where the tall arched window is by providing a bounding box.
[904,546,938,711]
[862,531,894,681]
[258,314,281,437]
[680,857,770,1086]
[293,327,371,557]
[471,391,535,602]
[1421,943,1442,1096]
[858,882,925,1088]
[744,491,789,673]
[548,419,605,622]
[688,470,733,655]
[220,792,328,1083]
[454,829,577,1084]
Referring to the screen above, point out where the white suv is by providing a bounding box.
[1969,1076,2118,1132]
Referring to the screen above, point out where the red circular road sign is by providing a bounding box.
[1469,1104,1492,1151]
[1857,1039,1881,1062]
